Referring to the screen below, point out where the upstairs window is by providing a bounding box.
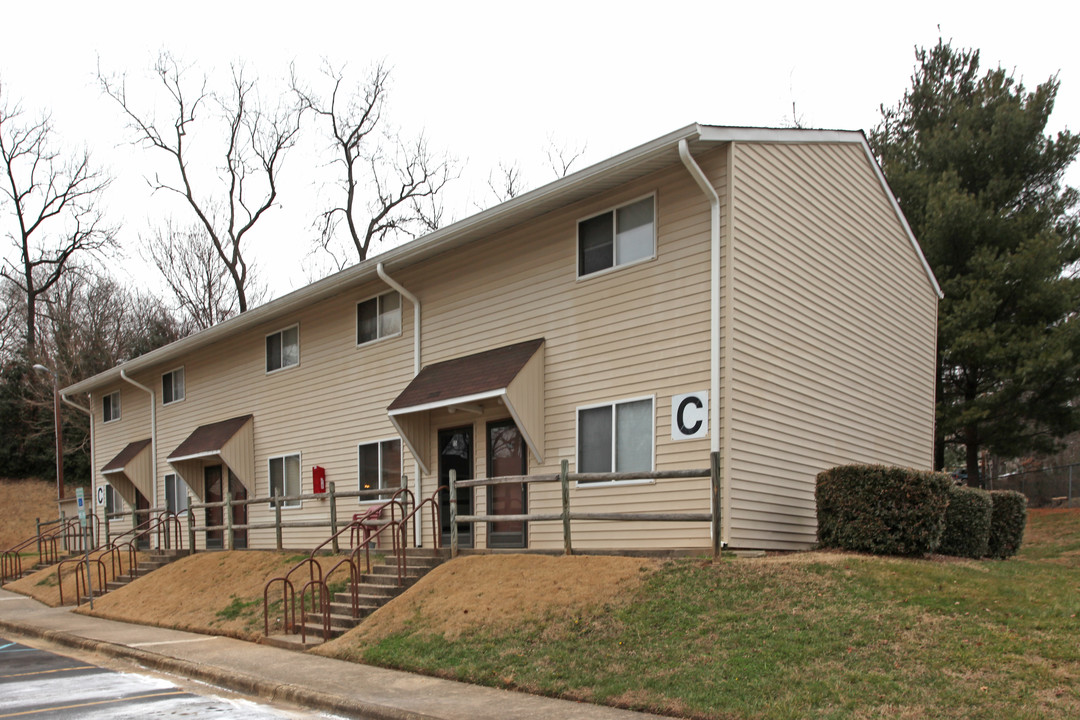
[102,391,121,423]
[162,367,185,405]
[269,453,302,508]
[357,292,401,345]
[577,397,654,482]
[358,439,402,500]
[578,195,655,277]
[266,325,299,373]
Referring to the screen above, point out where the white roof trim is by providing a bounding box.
[387,389,507,417]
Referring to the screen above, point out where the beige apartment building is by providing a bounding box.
[62,124,941,552]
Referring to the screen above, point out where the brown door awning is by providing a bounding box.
[166,414,254,500]
[388,339,545,475]
[101,438,153,507]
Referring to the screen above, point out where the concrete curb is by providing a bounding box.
[0,618,439,720]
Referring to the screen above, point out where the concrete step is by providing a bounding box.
[305,611,364,630]
[326,601,378,617]
[261,633,324,651]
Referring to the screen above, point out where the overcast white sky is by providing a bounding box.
[1,0,1077,300]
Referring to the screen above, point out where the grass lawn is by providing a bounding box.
[341,509,1080,719]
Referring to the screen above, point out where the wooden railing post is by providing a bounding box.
[450,470,458,559]
[560,459,572,556]
[225,489,234,551]
[710,451,722,560]
[275,495,283,551]
[187,498,196,554]
[330,482,339,553]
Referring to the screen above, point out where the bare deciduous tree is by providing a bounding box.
[486,160,526,203]
[143,218,254,331]
[293,61,457,268]
[99,53,301,312]
[544,135,588,179]
[0,82,116,352]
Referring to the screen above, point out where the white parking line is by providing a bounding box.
[129,637,220,648]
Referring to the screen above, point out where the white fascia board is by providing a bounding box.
[697,126,864,144]
[166,449,224,464]
[387,389,507,417]
[387,414,430,478]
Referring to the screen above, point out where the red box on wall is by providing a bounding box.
[312,466,327,494]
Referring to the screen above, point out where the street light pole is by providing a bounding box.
[32,364,64,501]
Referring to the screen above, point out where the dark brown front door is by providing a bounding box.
[487,420,527,548]
[438,426,473,548]
[204,465,248,549]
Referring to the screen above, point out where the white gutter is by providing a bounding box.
[120,369,157,547]
[376,262,423,546]
[678,139,728,547]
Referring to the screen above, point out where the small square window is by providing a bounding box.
[102,391,121,423]
[359,439,402,500]
[162,367,185,405]
[357,292,402,345]
[578,196,655,277]
[266,325,299,373]
[269,453,302,508]
[577,397,654,482]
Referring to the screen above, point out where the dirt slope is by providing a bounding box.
[0,478,57,549]
[315,553,658,659]
[76,551,349,640]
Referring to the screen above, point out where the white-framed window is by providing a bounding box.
[269,453,302,508]
[576,396,655,484]
[578,194,656,277]
[102,391,121,423]
[162,367,185,405]
[358,438,402,500]
[103,484,122,514]
[164,473,190,515]
[266,325,299,373]
[357,291,402,346]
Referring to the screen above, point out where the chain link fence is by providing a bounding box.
[985,463,1079,508]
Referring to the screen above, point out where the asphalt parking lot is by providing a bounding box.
[0,637,329,719]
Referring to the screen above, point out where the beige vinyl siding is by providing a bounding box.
[406,148,725,550]
[92,384,152,522]
[88,148,722,552]
[727,141,937,550]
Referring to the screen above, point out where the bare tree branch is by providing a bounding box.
[141,218,244,331]
[98,53,301,312]
[486,160,525,203]
[544,134,587,178]
[293,62,458,265]
[0,80,116,352]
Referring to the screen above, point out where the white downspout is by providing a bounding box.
[377,262,423,547]
[61,394,95,538]
[678,138,728,547]
[120,369,158,548]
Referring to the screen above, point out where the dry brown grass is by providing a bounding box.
[0,478,58,549]
[76,551,348,641]
[315,553,657,658]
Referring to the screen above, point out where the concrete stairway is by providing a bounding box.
[99,548,190,595]
[265,548,449,650]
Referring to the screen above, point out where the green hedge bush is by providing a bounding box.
[938,484,992,558]
[816,464,951,556]
[987,490,1027,559]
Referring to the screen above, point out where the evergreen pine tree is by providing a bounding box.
[871,39,1080,483]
